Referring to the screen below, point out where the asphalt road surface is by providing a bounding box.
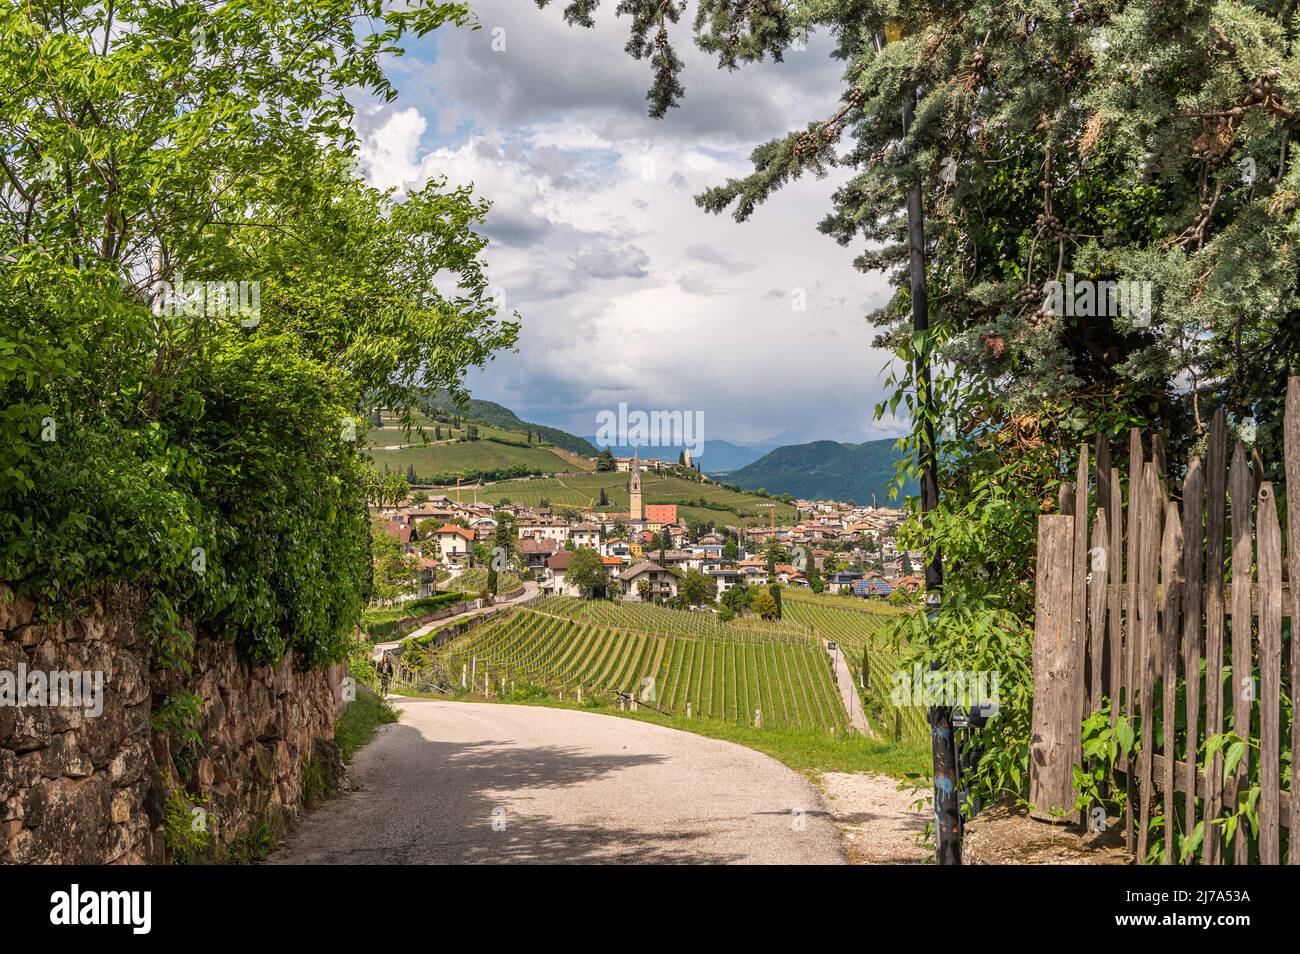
[270,698,845,865]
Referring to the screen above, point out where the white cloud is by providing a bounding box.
[350,0,905,444]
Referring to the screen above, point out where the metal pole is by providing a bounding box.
[879,30,961,865]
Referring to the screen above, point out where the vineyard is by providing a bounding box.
[781,590,928,742]
[533,595,813,642]
[424,600,848,732]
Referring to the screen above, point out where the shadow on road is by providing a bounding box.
[272,720,748,864]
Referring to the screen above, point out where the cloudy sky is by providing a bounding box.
[353,0,905,448]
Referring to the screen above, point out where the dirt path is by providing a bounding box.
[817,772,930,864]
[269,699,845,865]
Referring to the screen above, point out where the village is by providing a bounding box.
[380,450,925,607]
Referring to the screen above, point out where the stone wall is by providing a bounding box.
[0,585,344,864]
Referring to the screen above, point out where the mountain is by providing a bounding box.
[424,393,596,455]
[724,438,915,505]
[582,436,771,473]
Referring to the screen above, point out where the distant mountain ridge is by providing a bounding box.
[582,436,773,473]
[725,438,915,505]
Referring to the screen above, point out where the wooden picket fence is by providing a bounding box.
[1028,378,1299,864]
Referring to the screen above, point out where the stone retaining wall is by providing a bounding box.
[0,585,343,864]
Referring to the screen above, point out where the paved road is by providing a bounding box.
[371,581,540,660]
[269,699,845,865]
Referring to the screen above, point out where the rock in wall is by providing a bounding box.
[0,584,343,864]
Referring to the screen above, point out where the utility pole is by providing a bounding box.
[877,28,961,866]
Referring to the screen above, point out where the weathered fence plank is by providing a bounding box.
[1137,464,1160,861]
[1287,378,1300,865]
[1074,446,1091,736]
[1125,429,1143,855]
[1257,482,1282,865]
[1181,458,1204,840]
[1160,503,1182,864]
[1203,408,1228,866]
[1029,515,1080,821]
[1108,466,1123,732]
[1228,442,1253,865]
[1089,507,1109,717]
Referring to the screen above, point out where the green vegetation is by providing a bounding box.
[335,692,400,764]
[0,1,515,678]
[365,401,599,483]
[220,818,282,866]
[427,600,847,732]
[419,394,598,456]
[163,789,211,864]
[391,590,930,778]
[362,592,469,641]
[613,710,930,779]
[537,595,810,641]
[367,430,575,484]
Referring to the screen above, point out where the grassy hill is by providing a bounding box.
[726,438,915,505]
[477,470,798,527]
[422,392,597,456]
[368,404,802,525]
[366,411,589,483]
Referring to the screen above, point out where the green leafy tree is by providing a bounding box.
[371,522,421,604]
[806,562,825,593]
[0,0,515,670]
[763,540,786,575]
[767,582,783,620]
[752,590,778,620]
[679,569,717,606]
[567,546,608,598]
[720,581,751,614]
[722,537,739,561]
[595,448,616,471]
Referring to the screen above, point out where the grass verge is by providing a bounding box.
[335,690,399,763]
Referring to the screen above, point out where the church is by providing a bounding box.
[628,448,643,523]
